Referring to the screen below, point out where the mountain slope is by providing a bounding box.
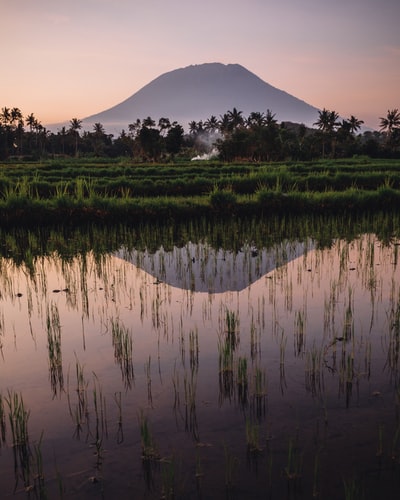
[81,63,320,132]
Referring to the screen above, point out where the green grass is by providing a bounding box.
[0,158,399,224]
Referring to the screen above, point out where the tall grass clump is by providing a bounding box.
[209,185,237,212]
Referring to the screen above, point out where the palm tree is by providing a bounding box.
[128,118,141,138]
[158,117,171,136]
[246,111,266,129]
[10,108,23,128]
[92,122,106,156]
[69,117,82,156]
[348,115,364,135]
[26,113,36,133]
[379,109,400,138]
[314,108,339,157]
[58,126,67,154]
[204,115,219,134]
[0,107,11,126]
[188,120,198,135]
[265,109,278,128]
[227,107,244,131]
[142,116,156,128]
[218,113,231,136]
[314,108,339,134]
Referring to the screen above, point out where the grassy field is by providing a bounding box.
[1,157,400,225]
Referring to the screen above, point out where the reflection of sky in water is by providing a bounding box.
[0,234,399,496]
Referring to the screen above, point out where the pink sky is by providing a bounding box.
[2,0,399,130]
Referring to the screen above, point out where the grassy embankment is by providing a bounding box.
[1,157,400,225]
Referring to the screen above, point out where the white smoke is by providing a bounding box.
[191,148,219,161]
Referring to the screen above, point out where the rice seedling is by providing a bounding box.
[160,455,176,500]
[114,391,124,444]
[6,390,30,448]
[343,475,365,500]
[245,418,263,454]
[250,315,260,361]
[171,361,180,411]
[305,343,324,397]
[183,370,199,441]
[294,309,306,357]
[66,357,89,438]
[0,393,6,446]
[189,328,199,374]
[195,451,204,492]
[343,287,354,340]
[92,373,107,470]
[250,365,267,419]
[385,292,400,381]
[110,317,134,389]
[46,302,64,397]
[225,309,239,350]
[218,338,234,404]
[32,431,46,497]
[138,409,159,461]
[283,437,303,490]
[236,356,248,409]
[145,356,153,407]
[279,331,287,367]
[5,390,32,491]
[223,443,239,492]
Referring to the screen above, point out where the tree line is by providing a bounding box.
[0,106,399,161]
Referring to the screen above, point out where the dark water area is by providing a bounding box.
[0,214,400,499]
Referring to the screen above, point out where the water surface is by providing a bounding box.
[0,217,399,499]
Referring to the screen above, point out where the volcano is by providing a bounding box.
[80,63,320,133]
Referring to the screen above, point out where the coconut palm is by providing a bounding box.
[218,113,231,136]
[348,115,364,135]
[10,108,23,128]
[227,107,244,130]
[314,108,339,157]
[188,120,198,135]
[204,115,219,134]
[26,113,36,133]
[69,117,82,156]
[379,109,400,137]
[265,109,278,128]
[246,111,266,129]
[0,107,11,126]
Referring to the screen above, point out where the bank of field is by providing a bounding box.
[1,157,400,224]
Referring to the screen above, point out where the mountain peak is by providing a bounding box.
[81,63,320,133]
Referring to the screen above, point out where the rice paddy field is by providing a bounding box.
[0,212,400,499]
[0,157,400,224]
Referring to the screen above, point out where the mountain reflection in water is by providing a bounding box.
[117,240,311,293]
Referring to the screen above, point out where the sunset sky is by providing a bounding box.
[2,0,399,130]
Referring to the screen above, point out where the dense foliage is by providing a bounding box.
[1,106,400,161]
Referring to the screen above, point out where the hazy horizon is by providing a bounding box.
[2,0,399,130]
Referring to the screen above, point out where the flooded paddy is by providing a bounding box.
[0,215,400,499]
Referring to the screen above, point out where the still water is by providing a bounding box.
[0,216,400,499]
